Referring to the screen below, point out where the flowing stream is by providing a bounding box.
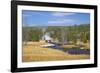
[42,42,90,55]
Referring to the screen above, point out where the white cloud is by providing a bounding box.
[52,12,76,17]
[48,19,75,24]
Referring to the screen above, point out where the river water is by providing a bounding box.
[43,42,90,55]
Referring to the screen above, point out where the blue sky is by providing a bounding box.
[22,10,90,26]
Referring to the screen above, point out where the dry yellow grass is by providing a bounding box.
[61,45,76,49]
[82,43,90,49]
[22,42,90,62]
[62,44,90,50]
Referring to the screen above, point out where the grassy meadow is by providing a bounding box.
[22,42,90,62]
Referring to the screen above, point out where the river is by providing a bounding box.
[42,42,90,55]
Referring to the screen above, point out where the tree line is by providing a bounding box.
[22,24,90,44]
